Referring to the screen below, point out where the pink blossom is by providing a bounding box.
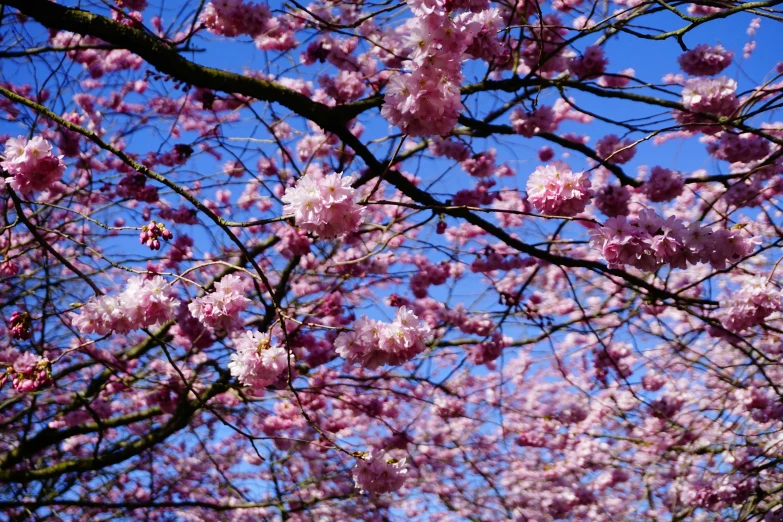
[3,352,51,393]
[594,183,631,217]
[8,311,32,340]
[381,10,467,137]
[680,76,739,117]
[139,220,173,251]
[352,449,408,495]
[429,137,470,161]
[597,68,635,88]
[200,0,271,38]
[526,162,592,216]
[595,134,636,164]
[1,136,66,195]
[538,146,555,162]
[281,171,364,238]
[461,149,496,178]
[720,276,782,332]
[115,0,148,10]
[590,210,756,271]
[568,45,608,80]
[678,44,733,76]
[187,274,250,331]
[381,68,463,137]
[228,330,289,388]
[458,9,508,63]
[706,132,771,163]
[73,276,180,335]
[510,106,558,138]
[335,307,430,369]
[171,302,214,349]
[642,166,684,202]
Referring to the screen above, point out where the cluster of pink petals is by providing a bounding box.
[1,136,66,195]
[73,276,179,335]
[188,274,250,332]
[444,0,490,12]
[117,173,158,203]
[526,162,592,216]
[594,183,631,217]
[458,9,508,63]
[139,220,173,251]
[595,134,636,164]
[590,209,757,271]
[115,0,148,10]
[382,3,506,136]
[469,331,509,366]
[706,132,771,163]
[381,50,462,136]
[171,302,214,349]
[678,44,733,76]
[9,311,32,340]
[428,137,470,161]
[461,149,497,178]
[228,330,288,389]
[509,105,558,138]
[680,76,739,117]
[352,449,408,495]
[2,352,51,393]
[520,14,570,75]
[335,306,430,369]
[199,0,271,38]
[568,45,608,80]
[642,166,685,202]
[281,171,364,239]
[597,68,635,88]
[720,276,782,332]
[50,32,143,79]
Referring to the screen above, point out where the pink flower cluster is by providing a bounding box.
[706,132,771,163]
[281,171,364,239]
[352,449,408,495]
[200,0,271,38]
[459,8,508,63]
[139,220,173,251]
[526,162,592,216]
[335,306,430,369]
[117,173,159,203]
[382,3,507,136]
[568,45,608,80]
[429,137,470,161]
[461,149,497,178]
[510,105,558,138]
[680,76,739,117]
[469,331,508,366]
[50,32,143,79]
[381,22,463,136]
[228,330,288,389]
[678,44,733,76]
[590,209,757,271]
[720,276,783,332]
[188,274,250,332]
[521,14,570,75]
[595,134,636,164]
[73,276,180,335]
[594,183,631,217]
[9,311,32,340]
[2,352,51,393]
[1,136,65,195]
[642,166,685,202]
[171,302,214,349]
[115,0,148,10]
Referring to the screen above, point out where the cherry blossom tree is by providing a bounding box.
[2,0,783,520]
